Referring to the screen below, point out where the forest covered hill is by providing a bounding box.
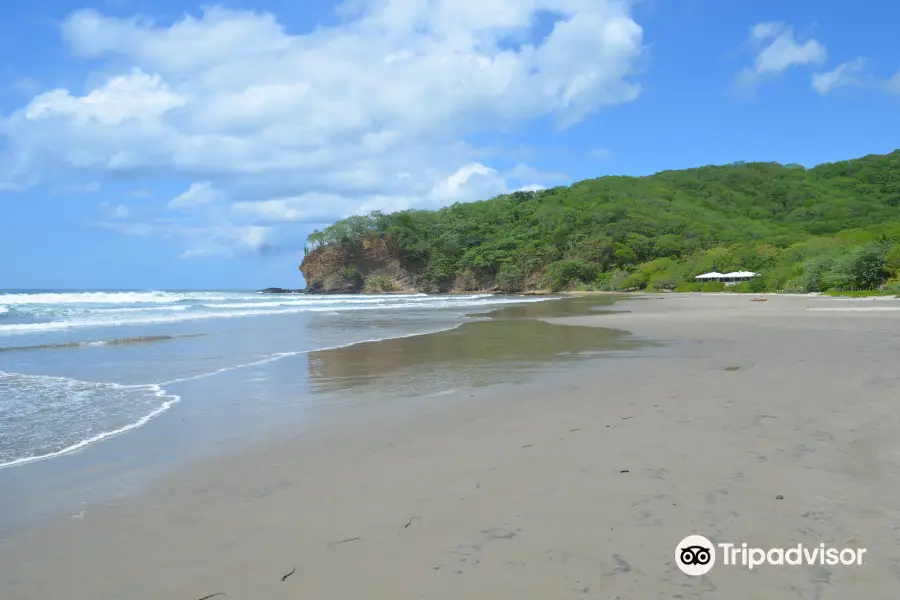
[301,150,900,294]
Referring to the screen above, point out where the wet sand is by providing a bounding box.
[3,293,900,599]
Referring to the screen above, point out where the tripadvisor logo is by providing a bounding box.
[675,535,867,576]
[675,535,716,576]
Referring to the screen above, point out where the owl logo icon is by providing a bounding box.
[676,535,716,576]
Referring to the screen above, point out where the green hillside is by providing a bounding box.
[306,150,900,294]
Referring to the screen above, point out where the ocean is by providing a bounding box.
[0,289,557,470]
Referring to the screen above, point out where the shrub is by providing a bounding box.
[622,270,650,290]
[825,243,889,290]
[674,281,702,292]
[729,281,753,293]
[363,273,397,292]
[648,272,678,290]
[496,263,525,292]
[700,281,726,292]
[542,259,602,291]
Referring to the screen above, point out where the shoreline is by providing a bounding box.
[4,293,900,598]
[0,293,573,474]
[0,294,626,533]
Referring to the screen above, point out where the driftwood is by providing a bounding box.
[329,537,362,546]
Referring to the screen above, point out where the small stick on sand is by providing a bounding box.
[329,537,363,546]
[281,568,296,582]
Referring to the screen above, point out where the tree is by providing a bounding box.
[826,244,889,290]
[885,244,900,277]
[304,150,900,293]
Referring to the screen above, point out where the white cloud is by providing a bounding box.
[507,163,568,182]
[71,181,101,193]
[98,200,131,219]
[1,2,647,256]
[167,181,219,209]
[811,58,867,95]
[232,194,348,223]
[231,162,513,225]
[431,163,507,203]
[590,147,612,160]
[24,70,185,126]
[888,71,900,95]
[96,215,275,257]
[736,22,826,92]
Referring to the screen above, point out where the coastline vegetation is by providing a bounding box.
[307,150,900,294]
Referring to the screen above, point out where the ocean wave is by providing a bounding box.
[0,306,7,314]
[0,296,552,334]
[0,371,181,469]
[200,294,494,309]
[0,334,203,353]
[8,305,191,319]
[0,291,244,305]
[94,305,191,313]
[0,322,474,469]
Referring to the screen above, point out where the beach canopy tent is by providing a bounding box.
[695,272,725,280]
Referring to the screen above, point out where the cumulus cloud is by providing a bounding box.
[98,201,131,219]
[507,163,568,183]
[1,1,647,257]
[167,181,219,209]
[811,58,867,95]
[70,181,101,193]
[736,22,826,92]
[24,70,186,125]
[888,71,900,95]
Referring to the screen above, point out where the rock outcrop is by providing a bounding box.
[300,237,419,294]
[299,236,548,294]
[257,287,304,294]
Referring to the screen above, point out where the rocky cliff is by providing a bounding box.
[299,236,527,293]
[300,237,419,293]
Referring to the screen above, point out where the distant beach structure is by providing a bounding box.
[695,271,759,286]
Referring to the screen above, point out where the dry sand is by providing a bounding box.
[3,293,900,599]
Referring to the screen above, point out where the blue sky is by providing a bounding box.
[1,0,898,290]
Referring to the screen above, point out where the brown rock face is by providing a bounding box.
[300,237,418,294]
[298,236,540,294]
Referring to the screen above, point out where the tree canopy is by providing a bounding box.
[307,150,900,293]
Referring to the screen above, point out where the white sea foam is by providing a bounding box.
[200,294,493,309]
[0,296,552,334]
[0,371,181,469]
[0,291,243,305]
[94,305,191,313]
[0,292,558,467]
[0,306,7,314]
[0,322,476,469]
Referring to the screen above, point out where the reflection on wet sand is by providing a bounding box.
[307,296,651,395]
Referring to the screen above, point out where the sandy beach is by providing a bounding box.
[3,293,900,599]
